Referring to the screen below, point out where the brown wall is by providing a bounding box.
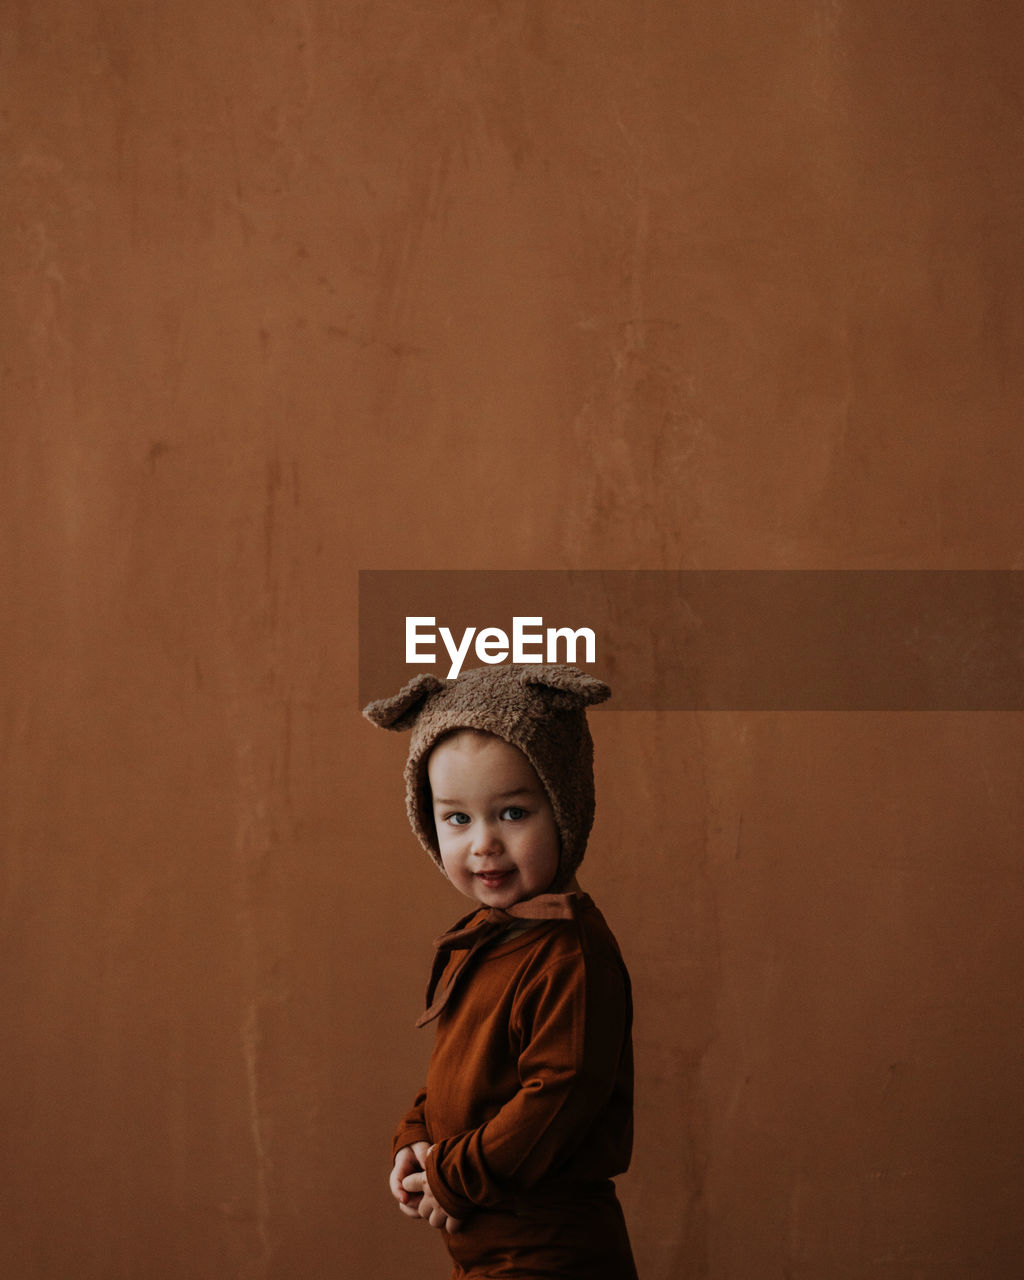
[3,2,1023,1277]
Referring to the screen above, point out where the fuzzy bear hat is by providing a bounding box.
[363,664,611,892]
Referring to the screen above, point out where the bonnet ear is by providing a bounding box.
[363,673,445,731]
[520,665,611,710]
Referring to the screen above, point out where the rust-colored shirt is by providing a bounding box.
[394,892,637,1278]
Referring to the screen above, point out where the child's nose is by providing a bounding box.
[470,823,503,856]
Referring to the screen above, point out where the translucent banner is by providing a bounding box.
[359,570,1024,711]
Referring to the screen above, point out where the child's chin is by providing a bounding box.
[471,879,526,906]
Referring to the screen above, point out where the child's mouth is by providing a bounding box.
[476,871,513,888]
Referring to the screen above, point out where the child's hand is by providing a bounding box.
[401,1147,464,1234]
[389,1142,431,1218]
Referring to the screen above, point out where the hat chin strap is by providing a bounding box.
[547,860,581,895]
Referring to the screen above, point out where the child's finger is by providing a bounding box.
[402,1172,426,1193]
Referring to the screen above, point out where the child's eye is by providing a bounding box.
[501,806,527,821]
[445,812,471,826]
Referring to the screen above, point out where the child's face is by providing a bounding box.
[427,731,560,909]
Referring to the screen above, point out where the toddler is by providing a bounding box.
[364,664,637,1279]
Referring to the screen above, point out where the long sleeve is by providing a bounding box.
[392,1086,430,1157]
[424,934,631,1218]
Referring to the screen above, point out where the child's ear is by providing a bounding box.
[363,673,445,731]
[520,665,611,710]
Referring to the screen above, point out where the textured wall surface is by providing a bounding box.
[3,2,1023,1277]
